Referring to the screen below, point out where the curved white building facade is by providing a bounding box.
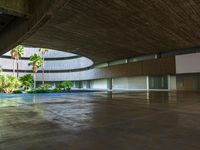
[0,47,177,91]
[0,47,94,81]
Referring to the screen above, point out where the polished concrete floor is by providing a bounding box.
[0,91,200,150]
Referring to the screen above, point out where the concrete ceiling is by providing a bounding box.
[0,13,15,32]
[1,0,200,64]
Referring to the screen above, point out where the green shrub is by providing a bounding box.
[19,74,34,91]
[27,89,50,93]
[36,89,50,93]
[27,88,64,94]
[0,70,5,92]
[26,90,35,94]
[57,81,73,91]
[12,90,23,94]
[39,83,51,90]
[51,88,62,93]
[0,74,21,93]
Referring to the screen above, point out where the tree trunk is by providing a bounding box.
[13,59,15,76]
[17,59,19,78]
[42,56,45,90]
[34,72,36,90]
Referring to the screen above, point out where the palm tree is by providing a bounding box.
[28,54,43,90]
[39,48,48,89]
[10,45,24,78]
[19,74,34,91]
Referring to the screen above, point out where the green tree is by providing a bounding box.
[39,48,48,89]
[0,76,21,93]
[58,81,73,91]
[3,76,21,93]
[19,74,34,91]
[39,83,51,91]
[10,45,24,78]
[0,69,5,92]
[28,54,43,90]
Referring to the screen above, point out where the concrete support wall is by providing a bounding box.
[128,76,147,89]
[175,53,200,91]
[112,77,128,89]
[112,76,146,90]
[176,53,200,74]
[90,79,108,89]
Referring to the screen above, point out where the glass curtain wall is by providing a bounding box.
[149,75,168,89]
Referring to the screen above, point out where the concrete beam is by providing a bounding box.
[0,0,29,17]
[0,0,68,56]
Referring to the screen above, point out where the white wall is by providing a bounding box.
[112,77,128,89]
[0,57,93,70]
[112,76,146,90]
[3,47,76,58]
[43,57,93,70]
[82,81,88,89]
[90,79,107,89]
[176,53,200,74]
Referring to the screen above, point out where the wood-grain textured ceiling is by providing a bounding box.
[23,0,200,64]
[0,13,15,32]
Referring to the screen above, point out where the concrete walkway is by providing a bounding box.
[0,91,200,150]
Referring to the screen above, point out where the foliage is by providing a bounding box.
[28,54,43,73]
[10,45,24,77]
[0,75,21,93]
[27,88,63,93]
[27,89,50,93]
[0,70,5,92]
[28,53,43,89]
[39,48,48,55]
[10,45,24,59]
[1,47,75,94]
[39,48,48,89]
[57,81,73,91]
[51,88,62,93]
[39,83,51,90]
[19,74,34,91]
[57,83,63,90]
[13,90,23,94]
[5,76,21,93]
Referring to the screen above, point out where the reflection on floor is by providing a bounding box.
[0,91,200,150]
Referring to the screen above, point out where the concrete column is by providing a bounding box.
[146,76,149,91]
[107,78,112,91]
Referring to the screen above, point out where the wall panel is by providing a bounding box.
[176,53,200,74]
[113,76,146,90]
